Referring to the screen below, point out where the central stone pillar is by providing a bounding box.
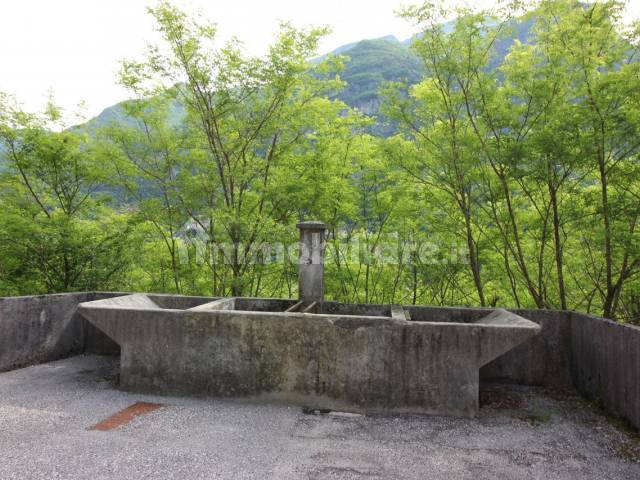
[297,221,327,303]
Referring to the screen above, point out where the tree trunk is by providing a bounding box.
[549,183,567,310]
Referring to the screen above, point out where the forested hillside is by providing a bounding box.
[0,0,638,323]
[80,17,534,134]
[83,35,425,134]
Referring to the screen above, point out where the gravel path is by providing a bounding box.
[0,355,638,479]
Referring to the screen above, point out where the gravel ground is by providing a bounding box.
[0,355,638,479]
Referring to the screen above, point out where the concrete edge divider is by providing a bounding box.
[481,308,640,430]
[0,292,638,429]
[569,312,640,431]
[480,308,573,387]
[0,292,123,372]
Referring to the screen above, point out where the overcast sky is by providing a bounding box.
[1,0,639,121]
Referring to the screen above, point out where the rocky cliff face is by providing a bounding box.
[330,37,423,117]
[351,97,380,116]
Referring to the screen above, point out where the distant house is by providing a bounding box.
[175,218,210,242]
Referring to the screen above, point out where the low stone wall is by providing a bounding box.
[481,308,640,430]
[480,309,573,387]
[0,292,119,372]
[1,292,638,427]
[407,306,574,386]
[0,293,88,371]
[570,313,640,431]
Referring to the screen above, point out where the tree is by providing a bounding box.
[387,0,640,318]
[119,1,347,295]
[537,0,640,318]
[382,7,495,306]
[98,94,197,293]
[0,95,134,293]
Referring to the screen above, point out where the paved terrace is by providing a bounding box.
[1,355,638,480]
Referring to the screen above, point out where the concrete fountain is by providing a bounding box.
[78,221,540,417]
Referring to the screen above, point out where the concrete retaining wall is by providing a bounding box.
[0,292,119,372]
[480,309,573,387]
[406,306,574,386]
[481,308,640,430]
[570,313,640,430]
[365,304,638,428]
[1,293,638,427]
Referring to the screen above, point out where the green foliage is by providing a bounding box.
[1,0,639,323]
[333,38,423,107]
[383,0,640,318]
[0,95,136,293]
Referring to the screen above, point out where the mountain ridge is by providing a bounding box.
[85,33,422,132]
[3,17,535,146]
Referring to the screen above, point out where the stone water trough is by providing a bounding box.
[78,222,540,417]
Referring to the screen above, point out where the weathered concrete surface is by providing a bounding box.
[481,308,573,387]
[571,312,640,431]
[0,292,116,371]
[1,355,638,480]
[0,292,216,372]
[3,291,638,429]
[479,308,640,431]
[297,221,327,303]
[397,306,574,387]
[78,295,540,417]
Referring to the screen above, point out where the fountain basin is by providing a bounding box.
[78,293,540,417]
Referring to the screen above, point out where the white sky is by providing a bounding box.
[1,0,639,121]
